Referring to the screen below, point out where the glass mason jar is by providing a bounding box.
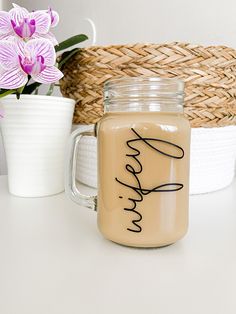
[65,77,191,248]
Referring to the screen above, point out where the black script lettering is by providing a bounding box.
[116,128,184,233]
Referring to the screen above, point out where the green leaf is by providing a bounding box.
[58,48,80,70]
[22,82,41,94]
[55,34,88,52]
[0,88,10,95]
[16,85,25,99]
[0,89,16,98]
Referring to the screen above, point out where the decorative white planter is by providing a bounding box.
[0,95,75,197]
[190,127,236,194]
[75,124,236,195]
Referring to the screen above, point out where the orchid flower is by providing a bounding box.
[0,39,63,89]
[0,3,58,44]
[47,7,59,28]
[0,3,88,98]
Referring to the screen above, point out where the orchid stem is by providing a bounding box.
[34,86,39,95]
[46,83,55,96]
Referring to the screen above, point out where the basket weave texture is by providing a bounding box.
[60,42,236,127]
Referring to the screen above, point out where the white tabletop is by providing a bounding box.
[0,175,236,314]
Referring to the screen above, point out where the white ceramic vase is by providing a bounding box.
[0,95,75,197]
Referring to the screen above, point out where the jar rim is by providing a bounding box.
[104,77,184,113]
[104,76,184,92]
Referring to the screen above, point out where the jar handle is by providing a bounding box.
[65,125,97,210]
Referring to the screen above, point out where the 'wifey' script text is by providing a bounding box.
[115,128,184,233]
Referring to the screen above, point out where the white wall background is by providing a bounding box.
[1,0,236,174]
[5,0,236,47]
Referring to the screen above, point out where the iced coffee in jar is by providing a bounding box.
[66,77,191,248]
[97,77,190,247]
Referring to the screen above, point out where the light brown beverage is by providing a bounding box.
[97,111,190,247]
[66,77,191,248]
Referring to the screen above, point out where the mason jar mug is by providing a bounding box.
[65,77,191,248]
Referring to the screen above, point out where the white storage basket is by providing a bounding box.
[74,125,236,195]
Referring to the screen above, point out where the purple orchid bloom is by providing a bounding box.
[0,3,58,44]
[47,7,59,28]
[0,38,63,89]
